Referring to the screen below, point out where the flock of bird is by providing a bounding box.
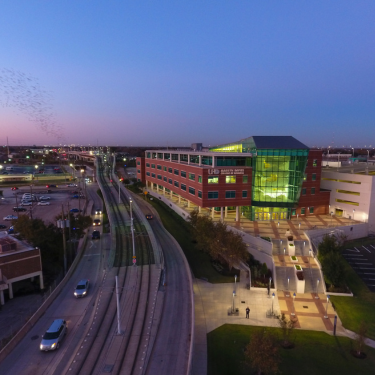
[0,68,64,141]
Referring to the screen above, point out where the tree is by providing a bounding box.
[355,321,368,356]
[55,212,92,239]
[321,251,346,288]
[278,313,296,347]
[244,329,280,375]
[318,234,340,258]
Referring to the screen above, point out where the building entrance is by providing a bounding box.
[253,207,289,221]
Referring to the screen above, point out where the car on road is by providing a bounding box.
[13,207,27,212]
[72,194,79,199]
[40,196,50,200]
[3,215,18,221]
[38,201,50,206]
[11,187,18,190]
[21,202,32,206]
[8,226,14,234]
[67,183,77,187]
[93,219,101,226]
[70,208,81,213]
[95,208,102,215]
[0,224,7,229]
[74,279,89,298]
[92,230,100,240]
[146,214,153,220]
[40,319,67,351]
[46,184,57,188]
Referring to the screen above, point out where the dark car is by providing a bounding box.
[145,214,153,220]
[11,187,19,191]
[70,208,81,213]
[46,184,57,188]
[72,195,79,199]
[8,226,14,234]
[92,230,100,240]
[13,207,27,212]
[0,224,7,229]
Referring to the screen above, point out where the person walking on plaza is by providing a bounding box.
[246,306,250,319]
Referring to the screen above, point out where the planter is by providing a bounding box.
[294,265,305,293]
[294,264,303,272]
[288,240,295,256]
[290,256,298,262]
[296,271,304,280]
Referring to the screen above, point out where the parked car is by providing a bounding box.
[0,224,7,229]
[93,219,101,226]
[40,196,50,200]
[38,201,50,206]
[21,202,32,206]
[74,279,89,298]
[11,187,18,191]
[70,208,81,213]
[13,207,27,212]
[72,195,79,199]
[8,226,14,234]
[3,215,18,221]
[67,183,77,187]
[39,319,67,351]
[46,184,57,188]
[92,230,100,240]
[145,214,153,220]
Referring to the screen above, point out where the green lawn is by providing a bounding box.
[208,324,375,375]
[147,197,238,283]
[329,238,375,339]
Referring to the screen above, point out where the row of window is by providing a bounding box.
[292,207,314,215]
[301,187,316,195]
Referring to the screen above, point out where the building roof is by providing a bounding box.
[250,136,309,150]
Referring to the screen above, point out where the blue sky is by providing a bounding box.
[0,1,374,147]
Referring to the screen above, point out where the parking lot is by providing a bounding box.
[0,185,87,229]
[342,243,375,292]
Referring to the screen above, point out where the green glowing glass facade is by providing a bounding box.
[210,136,309,221]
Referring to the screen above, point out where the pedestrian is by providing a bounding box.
[246,306,250,319]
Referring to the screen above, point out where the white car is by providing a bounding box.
[3,215,18,221]
[40,196,51,200]
[21,202,32,206]
[38,201,50,206]
[67,184,77,187]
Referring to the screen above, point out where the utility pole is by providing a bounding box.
[61,204,67,275]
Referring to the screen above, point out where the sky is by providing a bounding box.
[0,1,374,148]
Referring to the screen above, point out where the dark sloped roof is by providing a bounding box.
[251,136,309,149]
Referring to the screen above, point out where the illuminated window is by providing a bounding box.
[335,199,359,206]
[322,178,361,184]
[226,176,236,183]
[301,207,306,215]
[189,173,195,181]
[336,189,360,196]
[243,175,248,183]
[313,159,318,167]
[198,175,202,183]
[208,176,219,184]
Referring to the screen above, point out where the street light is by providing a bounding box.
[232,290,235,313]
[353,209,355,221]
[272,292,275,314]
[291,292,296,316]
[234,274,237,296]
[324,295,330,318]
[316,279,320,299]
[284,247,286,256]
[287,278,290,290]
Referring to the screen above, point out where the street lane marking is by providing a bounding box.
[345,248,360,252]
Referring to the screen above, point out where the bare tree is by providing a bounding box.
[278,313,296,348]
[355,321,368,356]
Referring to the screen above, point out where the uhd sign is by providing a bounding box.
[208,168,245,175]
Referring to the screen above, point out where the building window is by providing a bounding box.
[137,161,140,166]
[225,191,236,198]
[189,187,195,195]
[226,176,236,183]
[168,179,172,184]
[198,190,202,198]
[174,181,179,188]
[335,198,359,206]
[146,172,150,177]
[311,187,315,195]
[157,165,162,170]
[243,175,248,183]
[309,207,314,214]
[181,184,186,191]
[301,207,306,215]
[302,188,306,195]
[168,167,172,173]
[151,173,156,178]
[172,153,178,161]
[312,173,316,181]
[146,152,151,158]
[189,173,195,181]
[157,175,162,180]
[208,176,219,184]
[336,189,360,196]
[242,190,247,198]
[146,163,150,167]
[181,171,186,178]
[174,169,179,176]
[180,154,188,162]
[208,191,218,199]
[151,164,155,169]
[163,166,167,171]
[165,153,170,160]
[313,159,318,167]
[291,209,296,216]
[137,169,140,173]
[163,176,167,182]
[198,175,202,183]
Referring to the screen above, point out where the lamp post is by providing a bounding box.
[284,247,286,256]
[353,209,355,221]
[272,292,275,314]
[234,274,237,296]
[352,147,354,157]
[287,277,290,290]
[232,291,235,313]
[324,295,330,319]
[291,292,296,316]
[331,211,333,227]
[316,279,320,298]
[130,198,135,260]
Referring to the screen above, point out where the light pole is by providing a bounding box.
[284,247,286,256]
[232,291,235,313]
[272,292,275,314]
[287,277,290,290]
[352,147,354,157]
[353,209,355,221]
[324,295,330,319]
[130,198,135,260]
[234,274,237,296]
[330,211,333,227]
[291,292,296,316]
[316,279,320,298]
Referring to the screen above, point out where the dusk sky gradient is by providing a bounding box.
[1,1,374,147]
